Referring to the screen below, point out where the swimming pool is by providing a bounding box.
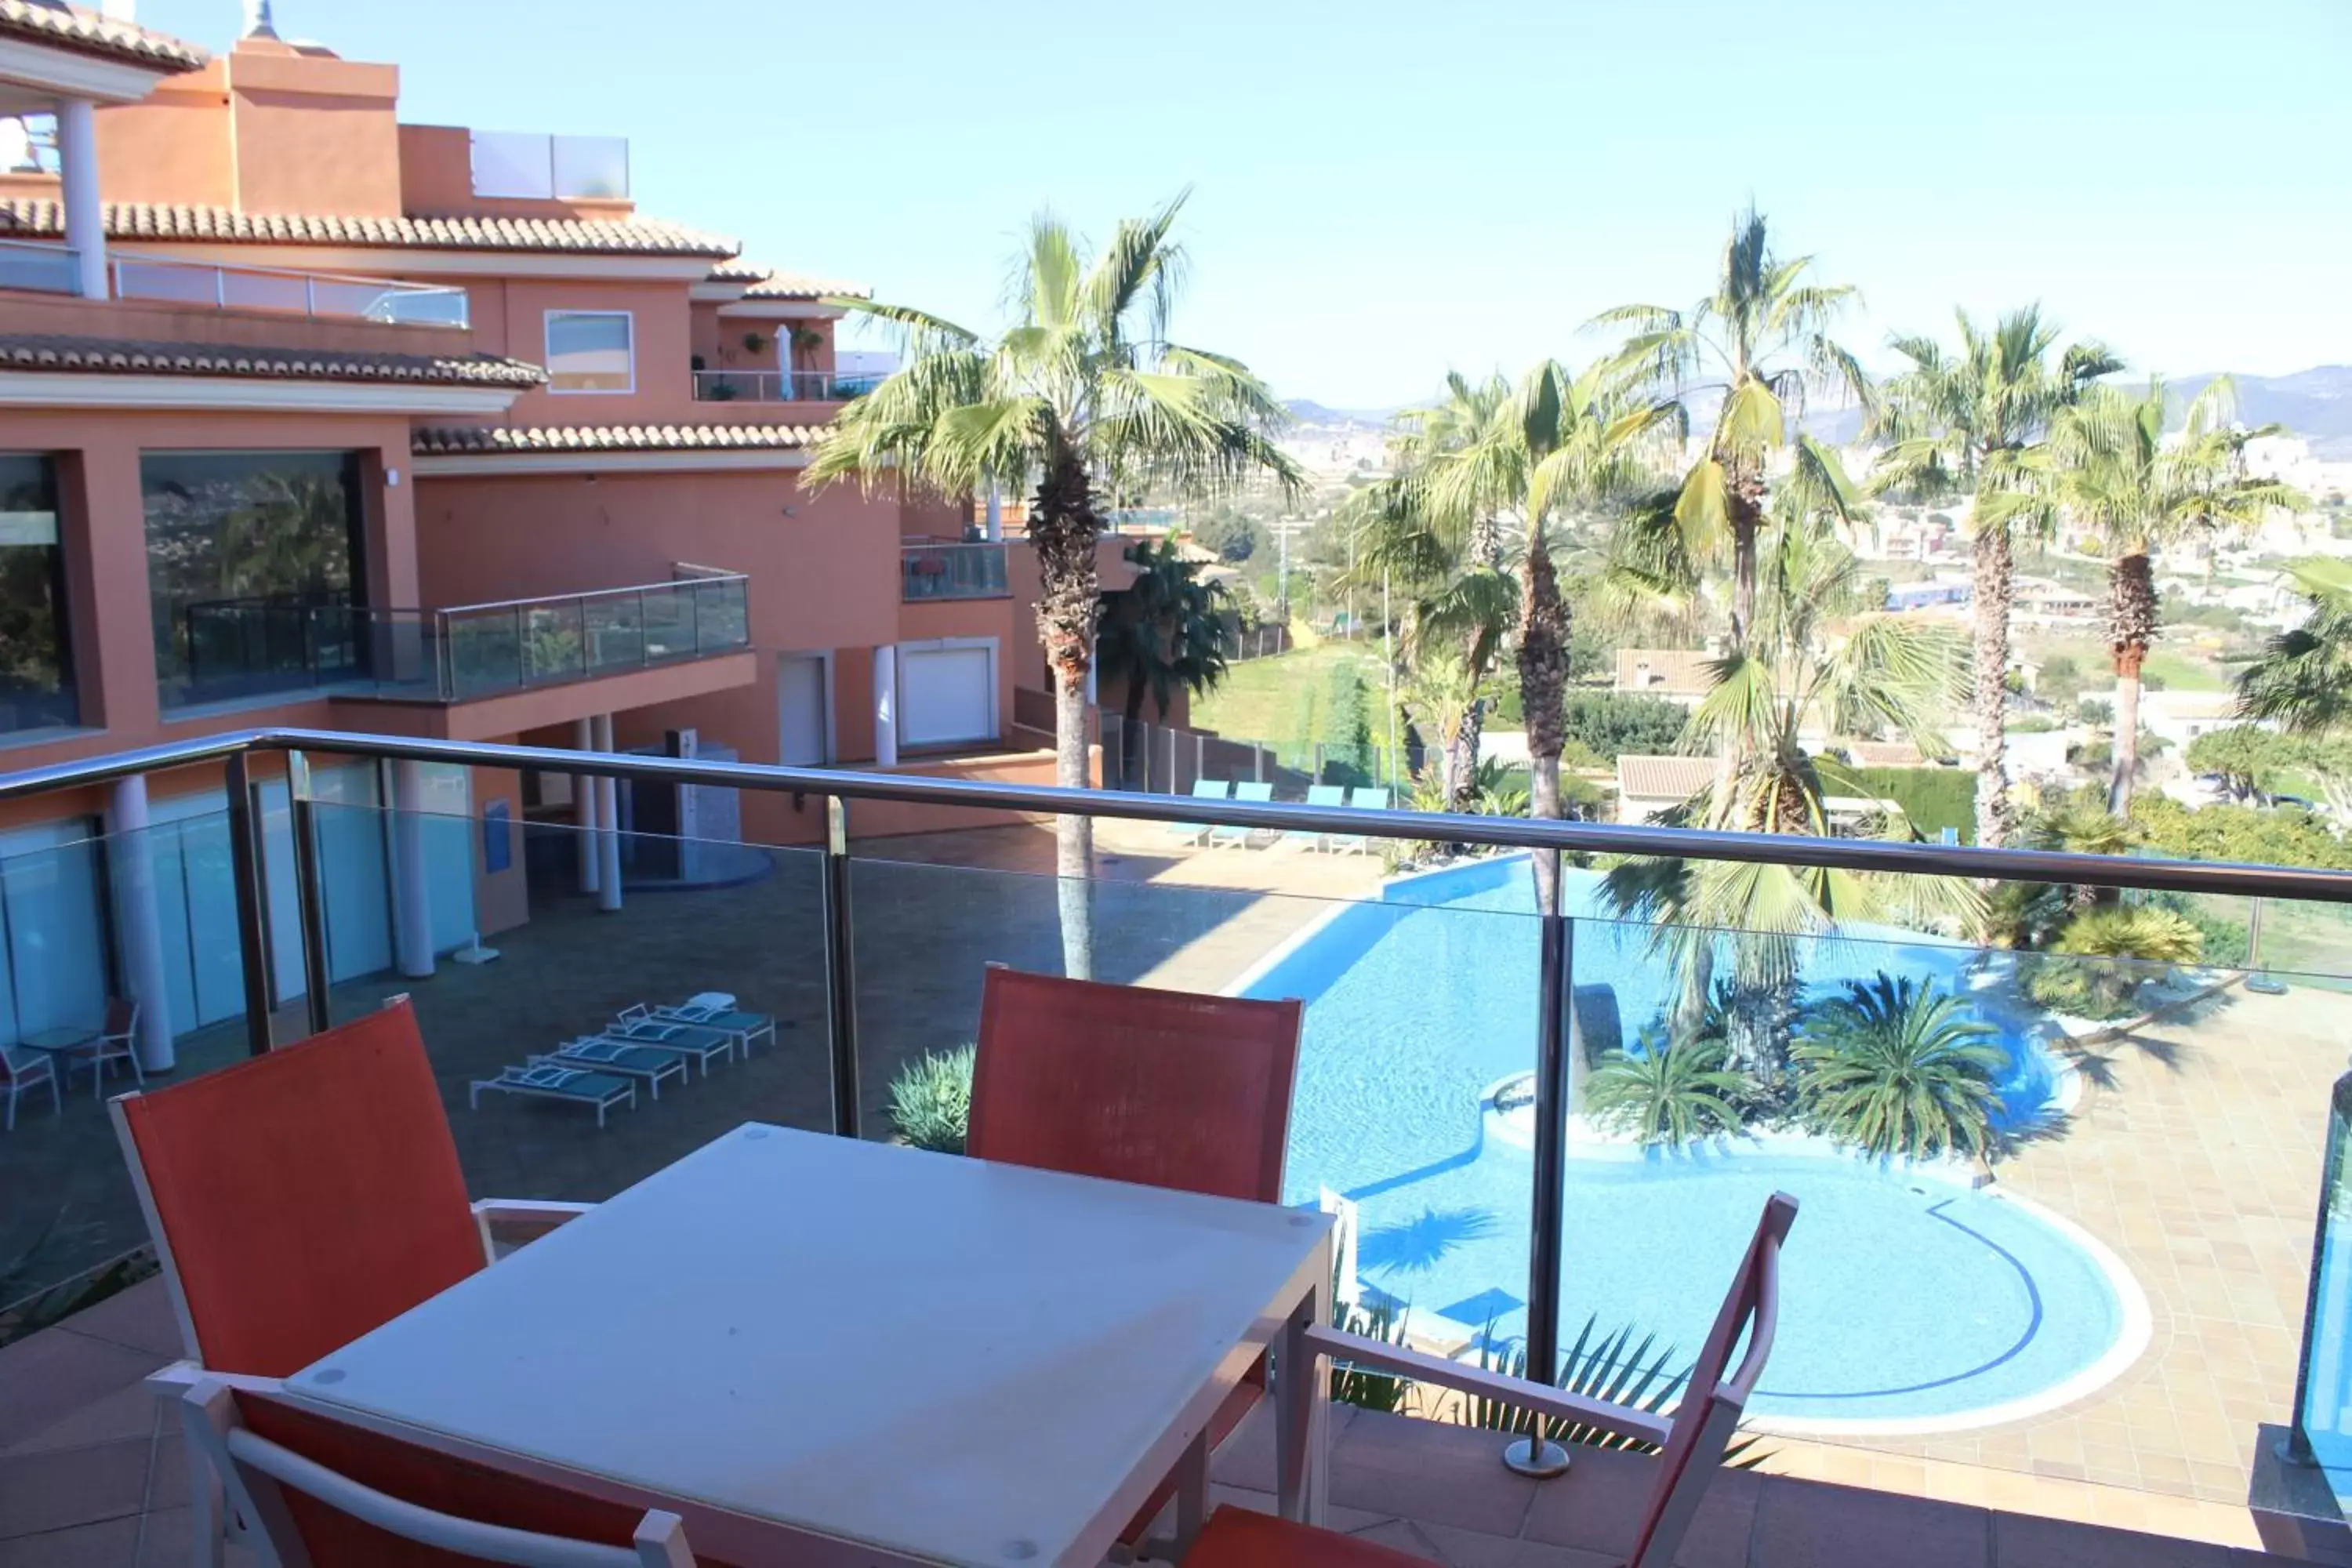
[1243,855,2143,1432]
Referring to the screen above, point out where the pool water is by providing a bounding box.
[1247,856,2130,1428]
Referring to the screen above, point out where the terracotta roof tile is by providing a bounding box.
[706,258,867,299]
[0,332,543,386]
[0,0,205,71]
[412,423,822,456]
[0,198,737,257]
[1615,648,1716,696]
[1614,754,1718,802]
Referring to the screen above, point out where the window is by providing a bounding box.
[0,454,77,735]
[139,451,366,710]
[546,310,634,394]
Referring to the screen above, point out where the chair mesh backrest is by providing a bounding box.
[968,969,1302,1203]
[115,999,483,1377]
[1631,1192,1797,1564]
[104,995,135,1038]
[232,1388,698,1567]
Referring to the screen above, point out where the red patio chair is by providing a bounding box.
[111,997,590,1565]
[970,967,1305,1547]
[1181,1193,1799,1568]
[181,1378,707,1567]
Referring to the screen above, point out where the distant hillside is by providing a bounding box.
[1283,399,1400,428]
[2169,367,2352,458]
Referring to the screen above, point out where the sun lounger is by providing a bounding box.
[637,1000,778,1054]
[1286,784,1349,850]
[598,1019,736,1076]
[1210,781,1276,847]
[468,1065,636,1127]
[531,1039,690,1100]
[1327,786,1390,855]
[1167,779,1229,845]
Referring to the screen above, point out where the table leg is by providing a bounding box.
[1171,1427,1209,1558]
[1274,1268,1331,1526]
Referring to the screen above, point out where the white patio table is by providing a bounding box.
[281,1123,1334,1567]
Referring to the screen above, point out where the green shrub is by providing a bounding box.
[887,1044,974,1153]
[1848,767,1977,844]
[1560,691,1688,761]
[1321,662,1375,786]
[2024,958,2139,1022]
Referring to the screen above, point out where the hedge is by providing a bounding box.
[1849,765,1978,844]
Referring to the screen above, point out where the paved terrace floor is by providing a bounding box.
[0,1276,2303,1566]
[3,822,2349,1557]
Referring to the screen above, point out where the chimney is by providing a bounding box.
[242,0,278,38]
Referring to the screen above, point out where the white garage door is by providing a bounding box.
[898,640,997,749]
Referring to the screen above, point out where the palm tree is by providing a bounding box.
[1350,376,1520,809]
[2043,904,2205,1016]
[1095,537,1232,787]
[2238,558,2352,735]
[1601,521,1980,1075]
[1584,1036,1748,1146]
[1593,208,1871,651]
[1792,973,2005,1160]
[2056,378,2305,814]
[1404,361,1669,905]
[808,194,1299,975]
[1867,308,2121,847]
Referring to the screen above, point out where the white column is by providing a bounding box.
[593,713,622,913]
[106,777,174,1071]
[984,482,1004,543]
[55,98,105,300]
[873,645,898,768]
[572,716,599,895]
[390,760,436,980]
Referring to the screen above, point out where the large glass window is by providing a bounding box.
[140,450,366,710]
[545,310,634,393]
[0,454,77,735]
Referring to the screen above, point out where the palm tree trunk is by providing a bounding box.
[1726,466,1766,651]
[1453,694,1485,813]
[1519,535,1569,914]
[1119,681,1146,790]
[2107,551,2156,817]
[1971,522,2015,848]
[1031,445,1102,978]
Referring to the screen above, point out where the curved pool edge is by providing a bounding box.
[1748,1183,2153,1439]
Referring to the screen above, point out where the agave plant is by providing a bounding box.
[1791,973,2005,1160]
[1584,1036,1749,1145]
[1450,1316,1769,1468]
[885,1044,974,1154]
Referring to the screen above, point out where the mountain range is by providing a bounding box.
[1287,367,2352,459]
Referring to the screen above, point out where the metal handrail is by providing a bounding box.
[12,721,2349,1410]
[7,724,2350,904]
[434,575,750,619]
[108,249,469,328]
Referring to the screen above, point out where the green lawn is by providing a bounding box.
[1192,642,1387,745]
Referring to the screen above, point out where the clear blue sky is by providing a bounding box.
[142,0,2352,408]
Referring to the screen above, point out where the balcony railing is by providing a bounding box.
[691,368,887,403]
[109,251,470,328]
[174,576,749,707]
[901,542,1009,601]
[5,731,2352,1543]
[0,235,77,295]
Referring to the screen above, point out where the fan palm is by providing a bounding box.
[1592,208,1871,652]
[1584,1036,1748,1145]
[2056,378,2305,814]
[1792,973,2005,1159]
[1095,538,1232,787]
[2238,558,2352,736]
[1349,375,1519,808]
[2039,904,2205,1016]
[1400,361,1671,903]
[1601,521,1980,1074]
[1867,308,2120,846]
[808,194,1300,975]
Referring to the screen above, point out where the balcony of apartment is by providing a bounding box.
[169,574,753,739]
[688,366,888,405]
[0,238,469,327]
[902,539,1011,601]
[0,737,2347,1564]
